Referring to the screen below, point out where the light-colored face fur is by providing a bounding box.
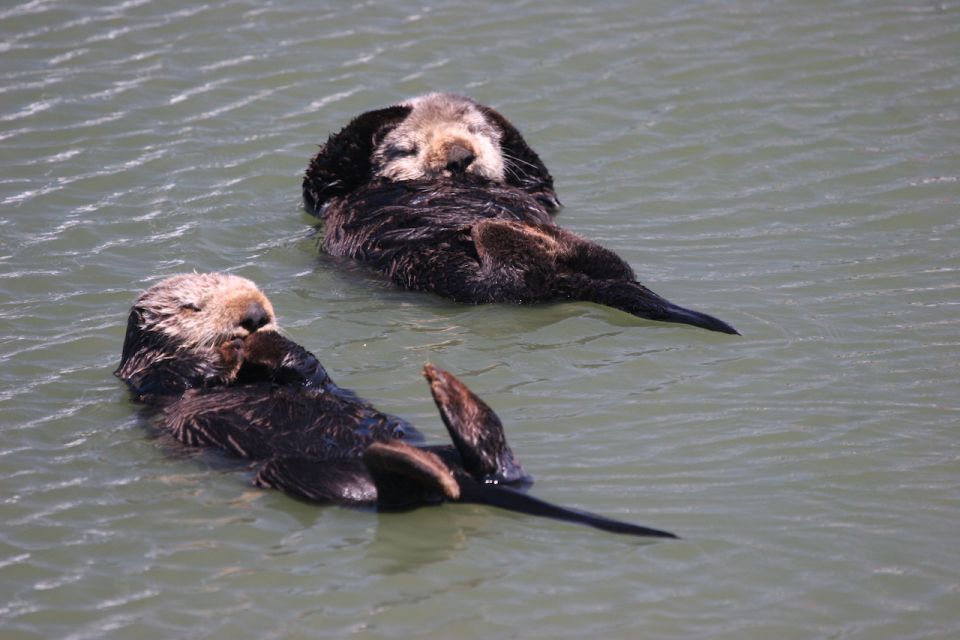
[136,273,276,351]
[372,93,506,183]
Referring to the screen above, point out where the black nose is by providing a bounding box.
[239,302,271,333]
[445,143,475,173]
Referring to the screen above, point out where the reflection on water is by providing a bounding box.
[2,1,958,638]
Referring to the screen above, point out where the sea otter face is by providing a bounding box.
[303,93,559,216]
[135,273,276,351]
[371,93,506,183]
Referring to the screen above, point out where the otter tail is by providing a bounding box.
[650,299,740,335]
[565,278,740,335]
[457,482,677,538]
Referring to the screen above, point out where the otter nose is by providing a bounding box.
[239,302,271,333]
[445,143,476,173]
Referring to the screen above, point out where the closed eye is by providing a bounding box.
[384,143,418,159]
[180,302,202,312]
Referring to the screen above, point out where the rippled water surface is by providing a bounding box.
[2,1,959,638]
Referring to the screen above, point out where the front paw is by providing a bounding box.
[238,330,326,387]
[218,337,246,378]
[241,330,287,369]
[234,331,292,384]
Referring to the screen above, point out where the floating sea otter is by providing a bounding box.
[115,273,676,538]
[303,92,738,335]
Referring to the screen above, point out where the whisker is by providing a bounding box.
[500,151,538,170]
[499,154,525,179]
[501,162,523,181]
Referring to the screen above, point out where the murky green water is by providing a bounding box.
[2,1,959,638]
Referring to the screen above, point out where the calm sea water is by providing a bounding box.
[2,1,958,638]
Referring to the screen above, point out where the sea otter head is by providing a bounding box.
[303,93,559,215]
[371,93,505,183]
[131,272,276,351]
[115,272,277,391]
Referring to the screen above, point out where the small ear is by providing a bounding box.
[479,106,561,213]
[302,104,412,216]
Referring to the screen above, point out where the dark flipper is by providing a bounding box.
[422,363,677,539]
[422,363,528,484]
[458,482,678,539]
[255,456,376,505]
[470,221,738,335]
[362,441,460,509]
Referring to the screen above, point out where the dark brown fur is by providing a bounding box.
[115,274,676,538]
[302,93,738,335]
[114,273,276,404]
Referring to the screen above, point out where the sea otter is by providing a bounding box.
[303,92,738,335]
[115,273,676,538]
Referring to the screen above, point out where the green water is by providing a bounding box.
[2,1,958,638]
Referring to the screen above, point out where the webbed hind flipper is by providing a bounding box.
[422,363,677,539]
[472,219,563,275]
[362,441,459,508]
[255,456,376,504]
[470,221,636,296]
[422,363,527,485]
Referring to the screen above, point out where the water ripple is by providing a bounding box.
[1,1,959,638]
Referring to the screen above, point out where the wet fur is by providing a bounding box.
[115,273,276,403]
[115,274,676,537]
[302,93,737,334]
